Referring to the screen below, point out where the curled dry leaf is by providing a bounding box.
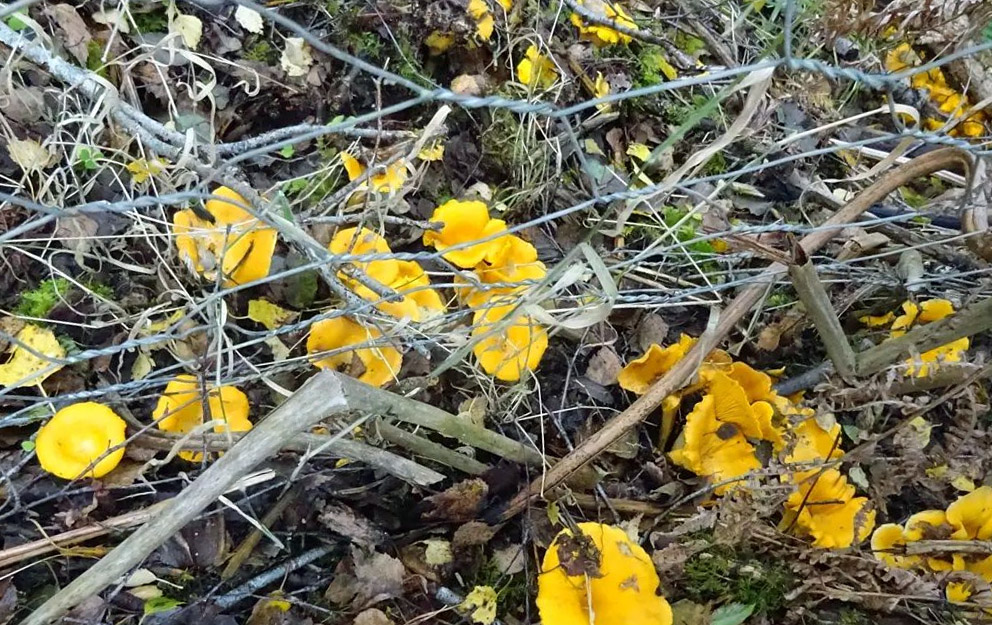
[7,138,56,173]
[44,4,91,64]
[281,38,313,77]
[325,546,405,609]
[235,6,264,33]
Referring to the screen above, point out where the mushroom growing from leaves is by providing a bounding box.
[782,469,875,549]
[340,152,409,193]
[516,45,558,88]
[153,375,252,462]
[36,402,127,479]
[173,186,278,287]
[423,199,507,268]
[617,333,698,395]
[861,298,969,377]
[307,315,403,388]
[569,0,636,47]
[872,488,992,581]
[537,522,672,625]
[471,304,547,382]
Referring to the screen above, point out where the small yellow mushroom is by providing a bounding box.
[173,186,277,287]
[36,402,127,479]
[516,45,558,88]
[569,0,636,47]
[784,469,875,549]
[153,375,252,462]
[306,315,402,388]
[423,200,507,268]
[471,304,547,382]
[340,152,409,193]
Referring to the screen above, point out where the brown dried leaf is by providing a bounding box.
[584,346,622,386]
[353,608,395,625]
[636,314,669,352]
[325,546,405,609]
[44,5,92,64]
[452,521,499,551]
[318,502,386,547]
[423,478,488,522]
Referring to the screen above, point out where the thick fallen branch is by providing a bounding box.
[497,147,975,522]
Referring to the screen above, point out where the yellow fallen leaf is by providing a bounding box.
[627,142,652,162]
[248,299,297,330]
[951,475,976,492]
[0,324,65,388]
[926,464,949,479]
[131,351,154,381]
[172,13,202,50]
[418,140,445,161]
[127,158,167,183]
[461,585,497,625]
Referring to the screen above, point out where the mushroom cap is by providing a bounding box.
[617,334,696,395]
[153,376,252,461]
[871,523,915,568]
[471,304,547,382]
[173,186,276,287]
[340,152,408,193]
[569,0,635,47]
[423,200,507,268]
[516,45,558,88]
[946,487,992,541]
[353,260,446,322]
[329,227,400,288]
[537,522,672,625]
[785,469,875,549]
[785,417,842,464]
[307,316,402,388]
[668,394,763,495]
[36,402,127,479]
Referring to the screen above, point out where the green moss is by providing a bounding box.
[636,45,678,87]
[131,9,168,34]
[16,278,114,319]
[243,39,278,63]
[683,547,791,615]
[85,41,109,78]
[347,31,384,59]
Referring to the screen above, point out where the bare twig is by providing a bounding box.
[787,255,857,381]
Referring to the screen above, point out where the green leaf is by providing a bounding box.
[143,596,183,616]
[6,13,29,31]
[21,440,35,452]
[279,145,295,158]
[710,602,755,625]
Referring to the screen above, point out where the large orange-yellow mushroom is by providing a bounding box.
[306,316,402,388]
[423,200,507,268]
[946,486,992,541]
[784,469,875,549]
[328,227,401,288]
[153,375,252,461]
[36,402,127,479]
[173,186,278,287]
[617,334,696,395]
[537,522,672,625]
[351,260,446,322]
[471,304,547,382]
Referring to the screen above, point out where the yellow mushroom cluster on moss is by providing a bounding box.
[872,487,992,587]
[885,43,985,138]
[859,298,969,377]
[537,522,672,625]
[153,375,253,462]
[569,0,636,47]
[615,336,875,549]
[173,186,278,287]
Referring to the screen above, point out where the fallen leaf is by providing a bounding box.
[318,502,386,547]
[0,87,45,124]
[353,608,394,625]
[636,314,669,352]
[584,346,621,386]
[423,539,453,566]
[951,475,976,492]
[711,602,755,625]
[8,138,56,173]
[248,299,297,330]
[281,38,313,77]
[451,74,484,96]
[129,585,163,600]
[264,336,291,361]
[452,521,499,551]
[460,586,497,625]
[125,569,158,587]
[91,9,130,33]
[627,142,652,162]
[131,351,154,381]
[893,416,932,452]
[0,581,17,625]
[669,598,711,625]
[423,478,488,521]
[126,158,167,183]
[457,396,487,428]
[44,5,91,64]
[0,324,65,387]
[53,214,99,262]
[491,544,525,575]
[325,546,405,609]
[173,14,203,50]
[234,6,264,33]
